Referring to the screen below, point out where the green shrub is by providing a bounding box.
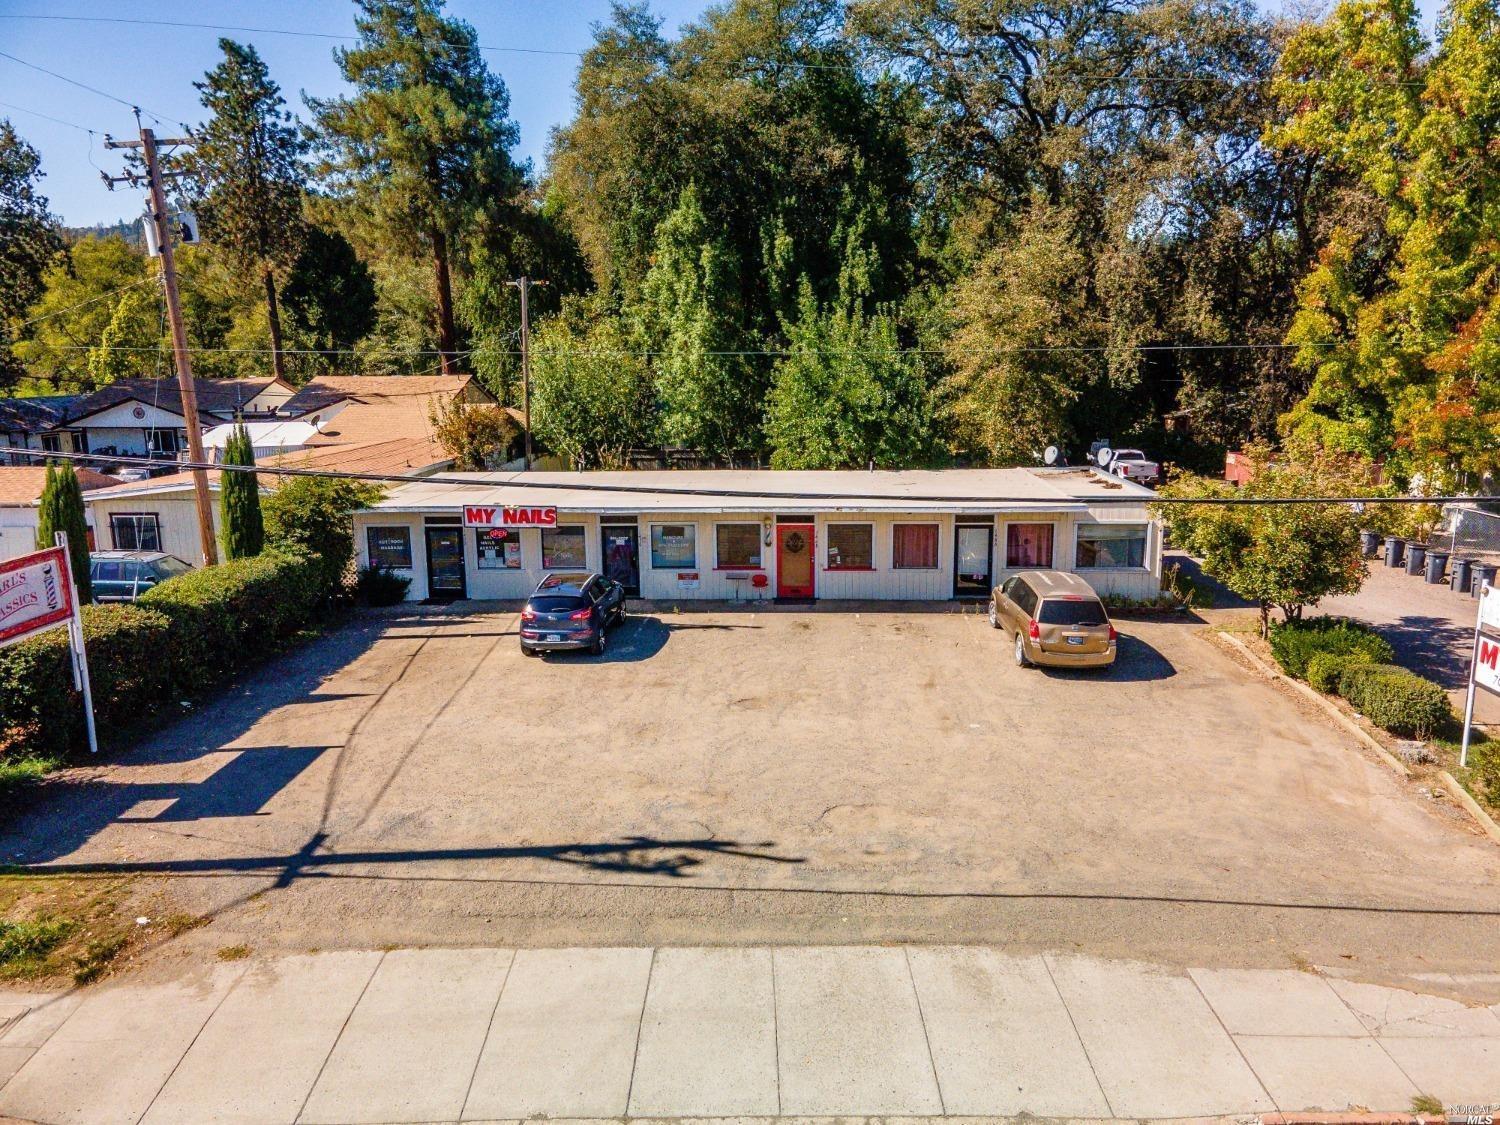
[0,604,175,759]
[139,548,322,692]
[1305,650,1372,694]
[1269,617,1394,680]
[263,475,382,598]
[356,566,411,607]
[1337,663,1454,738]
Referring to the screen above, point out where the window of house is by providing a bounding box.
[40,433,62,453]
[650,523,696,568]
[1006,523,1054,568]
[110,513,161,552]
[826,524,874,570]
[365,526,413,569]
[542,525,587,570]
[892,523,939,569]
[475,527,522,569]
[715,523,762,569]
[147,429,183,455]
[1076,523,1148,568]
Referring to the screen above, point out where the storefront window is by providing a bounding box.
[715,523,762,568]
[110,513,161,552]
[892,523,938,569]
[475,527,522,569]
[826,524,874,569]
[1076,523,1147,568]
[650,523,697,568]
[1006,523,1054,568]
[365,525,412,569]
[541,525,587,570]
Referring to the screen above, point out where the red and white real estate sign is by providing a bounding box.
[0,546,75,649]
[462,505,558,528]
[1476,633,1500,697]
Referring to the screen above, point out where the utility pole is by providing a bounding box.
[506,276,546,471]
[104,120,218,566]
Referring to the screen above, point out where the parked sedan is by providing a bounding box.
[89,550,192,602]
[519,572,626,656]
[989,570,1118,669]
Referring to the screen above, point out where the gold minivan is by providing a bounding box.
[988,570,1118,669]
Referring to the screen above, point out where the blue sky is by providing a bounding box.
[0,0,1439,226]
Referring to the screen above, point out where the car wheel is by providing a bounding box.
[987,600,1000,629]
[522,645,539,657]
[591,628,607,656]
[1014,633,1029,667]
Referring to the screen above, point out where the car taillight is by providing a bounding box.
[521,607,536,621]
[1027,619,1040,640]
[1108,624,1118,643]
[568,607,592,621]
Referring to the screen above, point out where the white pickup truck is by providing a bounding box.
[1106,449,1161,485]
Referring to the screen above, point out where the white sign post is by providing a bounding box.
[1460,582,1500,768]
[0,536,96,754]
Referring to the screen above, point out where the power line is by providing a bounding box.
[0,49,175,125]
[12,277,158,329]
[0,98,97,133]
[0,14,1290,83]
[2,445,1481,508]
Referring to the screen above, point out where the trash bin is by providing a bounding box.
[1359,529,1381,556]
[1425,550,1449,584]
[1384,535,1405,567]
[1451,557,1474,594]
[1473,562,1499,597]
[1404,542,1427,576]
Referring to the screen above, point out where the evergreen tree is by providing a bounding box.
[308,0,523,375]
[219,422,264,559]
[766,234,932,469]
[36,464,92,605]
[637,185,759,460]
[185,41,308,381]
[0,120,63,385]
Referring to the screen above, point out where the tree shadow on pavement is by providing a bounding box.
[1359,614,1476,690]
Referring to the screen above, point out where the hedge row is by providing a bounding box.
[0,548,324,762]
[1269,617,1453,739]
[1268,617,1394,680]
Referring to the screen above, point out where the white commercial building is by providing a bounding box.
[352,468,1163,604]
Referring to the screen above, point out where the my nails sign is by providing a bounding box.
[463,505,558,528]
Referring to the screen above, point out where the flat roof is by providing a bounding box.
[363,468,1156,516]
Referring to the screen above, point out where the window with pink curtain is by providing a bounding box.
[892,523,939,569]
[1006,523,1054,568]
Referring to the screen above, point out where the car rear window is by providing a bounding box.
[1038,597,1108,626]
[530,595,588,612]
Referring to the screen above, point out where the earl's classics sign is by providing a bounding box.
[462,505,558,529]
[0,546,75,649]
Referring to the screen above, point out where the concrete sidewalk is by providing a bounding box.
[1,946,1496,1124]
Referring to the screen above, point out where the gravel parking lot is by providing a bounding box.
[5,603,1498,986]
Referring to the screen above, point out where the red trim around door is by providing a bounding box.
[775,524,815,598]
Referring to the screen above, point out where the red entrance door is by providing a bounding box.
[776,524,815,598]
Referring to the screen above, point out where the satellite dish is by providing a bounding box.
[1043,445,1061,466]
[1095,446,1114,468]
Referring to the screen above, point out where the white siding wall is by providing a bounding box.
[88,495,220,566]
[0,506,39,561]
[639,514,775,603]
[355,503,1163,603]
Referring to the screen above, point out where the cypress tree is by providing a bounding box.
[36,463,93,604]
[219,423,264,559]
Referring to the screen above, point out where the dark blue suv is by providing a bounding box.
[519,572,626,656]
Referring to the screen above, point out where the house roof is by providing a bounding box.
[280,374,488,415]
[62,377,292,424]
[202,419,324,450]
[263,437,452,476]
[0,466,118,506]
[80,469,224,500]
[0,396,86,434]
[365,468,1157,516]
